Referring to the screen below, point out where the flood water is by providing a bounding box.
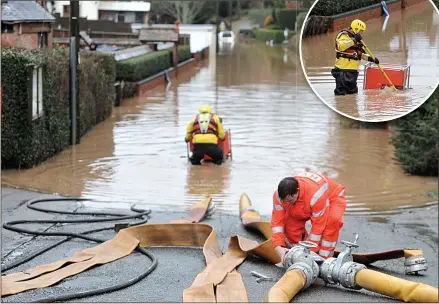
[301,1,439,122]
[2,42,437,217]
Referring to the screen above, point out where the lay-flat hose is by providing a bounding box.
[1,197,158,303]
[355,269,439,303]
[265,269,306,303]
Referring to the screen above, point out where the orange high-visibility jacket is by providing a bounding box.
[270,172,345,251]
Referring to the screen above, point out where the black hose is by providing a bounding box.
[1,197,158,303]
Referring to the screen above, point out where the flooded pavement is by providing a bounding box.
[2,41,437,216]
[301,1,439,121]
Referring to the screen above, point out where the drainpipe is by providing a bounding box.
[401,0,406,9]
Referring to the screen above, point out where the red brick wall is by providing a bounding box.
[1,23,53,49]
[2,32,54,49]
[136,59,198,97]
[1,32,38,49]
[330,6,383,32]
[387,1,403,12]
[193,52,201,62]
[1,33,18,48]
[405,0,426,6]
[328,0,425,32]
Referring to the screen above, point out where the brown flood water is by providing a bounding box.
[301,1,439,122]
[2,42,437,216]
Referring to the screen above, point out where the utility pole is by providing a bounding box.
[216,0,220,54]
[229,0,233,31]
[69,0,80,145]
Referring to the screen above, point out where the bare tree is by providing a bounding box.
[158,1,207,24]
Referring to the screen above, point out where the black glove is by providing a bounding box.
[368,57,379,64]
[185,138,189,143]
[353,33,362,43]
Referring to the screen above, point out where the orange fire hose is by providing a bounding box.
[1,194,435,303]
[355,269,439,303]
[265,269,305,303]
[1,197,279,302]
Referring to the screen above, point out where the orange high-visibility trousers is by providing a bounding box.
[318,195,346,258]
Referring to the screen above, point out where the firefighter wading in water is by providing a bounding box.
[185,105,225,165]
[332,19,380,95]
[271,172,347,261]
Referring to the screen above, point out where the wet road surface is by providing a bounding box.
[301,1,439,121]
[2,42,437,216]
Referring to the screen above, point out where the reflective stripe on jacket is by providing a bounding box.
[185,113,225,144]
[334,29,370,70]
[270,172,346,252]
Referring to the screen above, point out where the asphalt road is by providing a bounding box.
[1,187,438,302]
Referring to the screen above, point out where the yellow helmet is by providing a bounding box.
[199,104,212,113]
[350,19,366,34]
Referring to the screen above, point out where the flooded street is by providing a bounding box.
[2,42,437,216]
[301,1,439,121]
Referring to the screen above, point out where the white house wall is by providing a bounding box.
[52,1,150,20]
[132,24,217,54]
[97,1,150,12]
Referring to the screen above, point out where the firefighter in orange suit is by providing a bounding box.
[271,172,347,261]
[332,19,380,95]
[185,105,225,165]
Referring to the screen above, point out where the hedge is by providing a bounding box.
[254,28,295,43]
[78,51,116,137]
[296,12,309,32]
[276,9,303,30]
[247,8,274,27]
[1,48,116,169]
[390,89,438,176]
[310,0,382,16]
[116,45,192,82]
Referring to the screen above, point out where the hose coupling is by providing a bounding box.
[283,241,320,279]
[404,255,428,275]
[287,261,317,290]
[337,261,367,289]
[283,245,306,269]
[319,257,338,284]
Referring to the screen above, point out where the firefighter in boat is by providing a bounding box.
[185,105,225,165]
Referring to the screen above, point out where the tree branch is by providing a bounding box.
[157,1,207,24]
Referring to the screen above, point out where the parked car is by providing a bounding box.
[218,31,235,44]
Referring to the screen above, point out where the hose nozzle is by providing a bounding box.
[404,255,428,275]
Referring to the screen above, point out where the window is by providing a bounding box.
[63,5,70,17]
[1,23,14,33]
[117,12,125,23]
[38,32,48,48]
[135,12,144,24]
[29,66,44,120]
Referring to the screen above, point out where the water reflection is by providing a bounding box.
[2,42,437,216]
[301,1,439,121]
[185,162,231,205]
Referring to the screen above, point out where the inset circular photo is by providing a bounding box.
[299,0,439,122]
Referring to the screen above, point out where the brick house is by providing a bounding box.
[1,0,55,49]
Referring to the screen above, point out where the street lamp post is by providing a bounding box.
[69,0,80,145]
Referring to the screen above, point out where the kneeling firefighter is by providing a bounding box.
[185,105,225,165]
[332,19,380,96]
